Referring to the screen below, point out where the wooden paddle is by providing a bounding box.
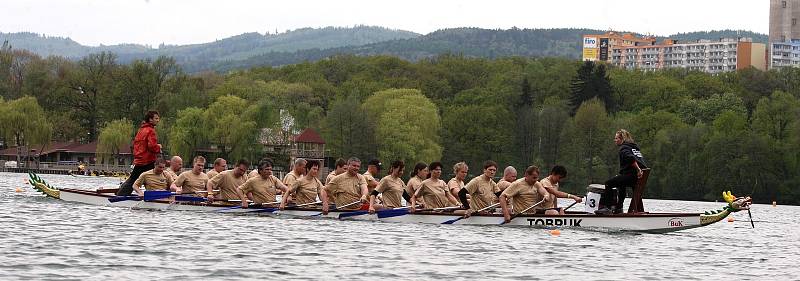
[442,202,500,224]
[313,200,362,216]
[501,198,546,225]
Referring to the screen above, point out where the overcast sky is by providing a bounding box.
[1,0,769,47]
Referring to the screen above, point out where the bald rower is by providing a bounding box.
[163,156,183,183]
[496,166,517,192]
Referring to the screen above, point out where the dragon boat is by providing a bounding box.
[27,172,752,233]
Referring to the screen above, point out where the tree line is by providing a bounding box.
[1,45,798,204]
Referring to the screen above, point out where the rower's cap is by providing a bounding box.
[368,159,382,170]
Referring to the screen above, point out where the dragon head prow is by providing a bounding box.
[722,191,752,211]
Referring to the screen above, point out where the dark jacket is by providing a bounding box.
[618,142,647,175]
[132,122,160,165]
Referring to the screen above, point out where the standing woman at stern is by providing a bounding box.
[596,129,648,215]
[117,111,162,196]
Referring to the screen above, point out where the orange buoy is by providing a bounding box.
[15,187,24,193]
[550,229,561,236]
[727,216,734,222]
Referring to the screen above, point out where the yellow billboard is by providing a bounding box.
[583,48,598,61]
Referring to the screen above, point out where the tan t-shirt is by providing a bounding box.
[283,171,302,188]
[209,170,248,200]
[502,178,545,214]
[325,171,340,185]
[290,175,323,205]
[248,169,260,179]
[207,169,222,180]
[326,172,367,210]
[464,175,499,211]
[539,176,559,209]
[239,175,282,204]
[133,169,173,191]
[447,178,465,196]
[417,178,452,209]
[406,176,426,205]
[173,171,209,195]
[496,179,513,192]
[163,168,181,183]
[376,175,406,208]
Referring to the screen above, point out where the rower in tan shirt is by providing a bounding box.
[459,160,500,214]
[496,166,517,192]
[206,158,227,179]
[369,160,407,213]
[206,159,250,202]
[499,166,552,223]
[405,163,428,206]
[282,160,324,207]
[448,162,468,199]
[162,155,183,183]
[239,159,287,208]
[320,157,369,214]
[410,162,460,212]
[325,158,347,185]
[539,165,582,215]
[132,158,174,196]
[171,156,209,196]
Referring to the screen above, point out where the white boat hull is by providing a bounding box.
[43,187,709,233]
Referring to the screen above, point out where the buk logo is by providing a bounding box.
[632,149,643,158]
[668,218,684,227]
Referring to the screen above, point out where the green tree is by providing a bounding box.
[0,96,52,165]
[563,98,613,186]
[168,107,208,161]
[96,119,134,165]
[752,90,799,142]
[204,96,259,161]
[370,89,442,164]
[322,95,373,160]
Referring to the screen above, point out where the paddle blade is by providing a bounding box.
[174,195,206,202]
[143,190,173,201]
[108,195,141,203]
[338,210,369,219]
[441,217,463,224]
[376,208,410,218]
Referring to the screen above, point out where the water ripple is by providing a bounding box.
[3,172,798,280]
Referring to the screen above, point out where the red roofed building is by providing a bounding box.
[290,128,325,163]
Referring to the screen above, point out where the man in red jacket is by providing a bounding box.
[117,111,163,196]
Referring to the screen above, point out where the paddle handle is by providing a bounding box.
[334,200,362,210]
[476,202,500,213]
[562,200,580,212]
[504,198,546,224]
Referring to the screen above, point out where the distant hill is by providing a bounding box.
[208,27,609,72]
[666,30,768,44]
[1,27,769,73]
[0,25,420,61]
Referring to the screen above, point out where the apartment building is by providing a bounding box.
[583,32,766,73]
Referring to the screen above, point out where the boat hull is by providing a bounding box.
[48,187,707,233]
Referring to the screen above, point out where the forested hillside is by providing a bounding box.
[2,45,798,204]
[3,27,768,73]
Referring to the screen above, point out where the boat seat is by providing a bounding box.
[627,168,651,213]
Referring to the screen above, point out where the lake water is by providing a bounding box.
[1,172,797,280]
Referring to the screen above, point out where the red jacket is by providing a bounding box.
[132,122,160,165]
